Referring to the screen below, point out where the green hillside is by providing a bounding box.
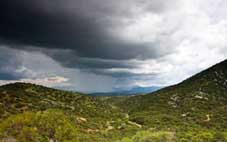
[0,83,137,142]
[115,59,227,141]
[0,59,227,142]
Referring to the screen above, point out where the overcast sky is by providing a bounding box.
[0,0,226,92]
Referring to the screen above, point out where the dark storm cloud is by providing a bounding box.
[0,0,179,79]
[42,48,163,77]
[43,47,162,69]
[92,69,158,78]
[0,0,169,61]
[0,0,109,52]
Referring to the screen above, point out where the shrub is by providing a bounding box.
[118,130,175,142]
[0,109,78,142]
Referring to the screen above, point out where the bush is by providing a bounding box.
[130,117,145,125]
[0,109,78,142]
[177,130,227,142]
[118,130,175,142]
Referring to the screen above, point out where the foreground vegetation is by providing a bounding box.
[0,60,227,142]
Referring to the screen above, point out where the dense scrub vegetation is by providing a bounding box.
[118,129,227,142]
[0,83,139,142]
[0,110,78,142]
[0,60,227,142]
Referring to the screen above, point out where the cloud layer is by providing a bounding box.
[0,0,226,92]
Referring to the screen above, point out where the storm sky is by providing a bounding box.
[0,0,226,92]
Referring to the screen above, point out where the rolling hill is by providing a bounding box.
[0,59,227,142]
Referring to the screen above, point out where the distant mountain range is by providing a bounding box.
[89,86,162,96]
